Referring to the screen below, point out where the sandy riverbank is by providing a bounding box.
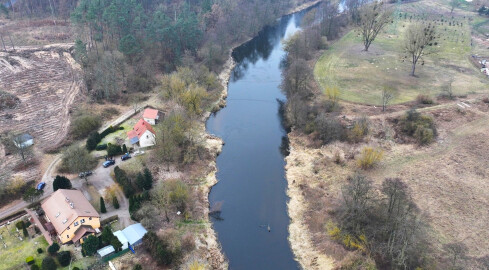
[285,132,336,270]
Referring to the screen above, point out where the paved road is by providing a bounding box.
[0,155,61,221]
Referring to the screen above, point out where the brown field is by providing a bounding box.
[287,98,489,269]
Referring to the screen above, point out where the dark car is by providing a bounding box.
[103,160,116,168]
[36,182,46,191]
[121,153,131,161]
[78,171,93,178]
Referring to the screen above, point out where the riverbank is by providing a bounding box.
[285,132,336,270]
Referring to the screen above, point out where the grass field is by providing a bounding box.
[0,224,49,269]
[314,0,487,105]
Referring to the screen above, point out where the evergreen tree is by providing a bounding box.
[143,167,153,190]
[53,175,72,191]
[113,196,120,209]
[82,235,99,256]
[122,144,128,153]
[100,197,107,213]
[136,172,145,191]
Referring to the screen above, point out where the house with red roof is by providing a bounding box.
[127,119,156,148]
[142,108,159,125]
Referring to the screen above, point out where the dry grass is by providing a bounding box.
[287,98,489,268]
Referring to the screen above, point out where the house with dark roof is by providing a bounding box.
[127,119,156,148]
[13,133,34,148]
[41,189,100,244]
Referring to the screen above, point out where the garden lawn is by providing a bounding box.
[314,0,487,105]
[0,225,49,270]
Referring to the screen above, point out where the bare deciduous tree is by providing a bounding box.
[381,86,397,112]
[357,1,392,51]
[404,23,437,76]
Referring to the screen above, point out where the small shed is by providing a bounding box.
[142,108,159,125]
[97,245,115,257]
[121,223,147,246]
[13,133,34,148]
[113,230,129,250]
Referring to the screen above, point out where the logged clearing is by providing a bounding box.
[314,0,487,105]
[0,44,83,149]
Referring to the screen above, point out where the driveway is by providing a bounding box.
[71,158,132,228]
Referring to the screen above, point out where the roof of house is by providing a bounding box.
[113,230,129,249]
[72,226,95,243]
[121,223,147,245]
[143,108,159,119]
[97,245,115,257]
[41,189,99,234]
[127,119,155,140]
[16,133,33,143]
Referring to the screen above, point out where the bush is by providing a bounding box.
[26,256,35,265]
[73,268,80,270]
[59,145,98,174]
[416,94,434,104]
[57,251,71,267]
[315,114,345,144]
[37,248,43,254]
[41,257,57,270]
[53,175,72,191]
[399,109,437,145]
[357,147,384,169]
[31,264,40,270]
[133,265,142,270]
[82,235,99,256]
[86,131,101,151]
[143,231,181,266]
[95,144,108,150]
[15,220,24,230]
[107,143,123,157]
[348,117,369,143]
[100,126,117,138]
[47,243,60,255]
[70,112,102,139]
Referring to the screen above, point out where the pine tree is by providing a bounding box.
[136,172,145,191]
[100,197,107,213]
[122,144,128,153]
[143,167,153,190]
[113,196,120,209]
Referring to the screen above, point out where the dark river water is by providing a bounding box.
[206,9,311,270]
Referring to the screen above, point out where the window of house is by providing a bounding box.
[67,226,70,230]
[74,221,79,226]
[89,217,92,220]
[66,235,69,239]
[81,219,85,224]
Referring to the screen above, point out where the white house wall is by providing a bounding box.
[139,130,155,148]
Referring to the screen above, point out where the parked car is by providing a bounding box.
[78,171,93,178]
[36,182,46,191]
[103,160,116,168]
[121,153,131,161]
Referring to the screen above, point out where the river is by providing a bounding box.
[206,9,312,270]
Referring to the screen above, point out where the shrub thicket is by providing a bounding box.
[143,231,181,266]
[57,251,71,267]
[399,109,437,145]
[47,243,60,255]
[357,147,384,169]
[70,112,102,139]
[41,257,57,270]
